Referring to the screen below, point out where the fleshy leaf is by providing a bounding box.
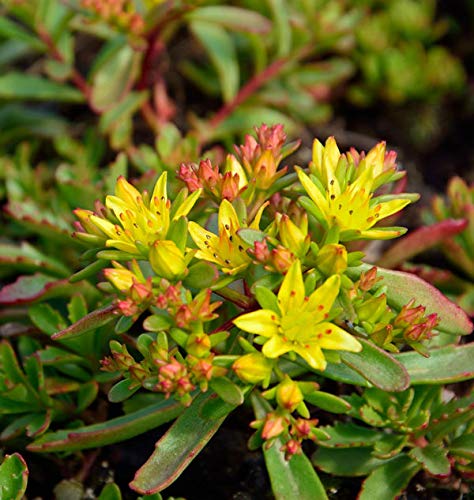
[28,398,183,452]
[339,338,409,392]
[251,393,328,500]
[409,444,450,476]
[51,305,117,340]
[0,453,28,500]
[130,392,236,494]
[0,274,71,305]
[395,343,474,384]
[359,454,421,500]
[313,447,387,476]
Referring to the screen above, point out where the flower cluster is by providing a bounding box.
[81,0,145,35]
[73,124,446,456]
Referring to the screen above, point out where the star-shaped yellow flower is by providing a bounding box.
[296,137,419,240]
[233,260,361,370]
[79,172,201,255]
[188,199,267,275]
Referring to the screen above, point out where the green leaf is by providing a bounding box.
[347,264,473,335]
[28,398,183,453]
[99,91,148,134]
[108,379,140,403]
[0,454,28,500]
[409,444,450,476]
[313,447,388,476]
[237,228,266,246]
[254,286,279,313]
[251,393,328,500]
[186,6,271,34]
[209,377,244,406]
[267,0,292,57]
[317,422,381,448]
[129,392,235,494]
[98,482,122,500]
[0,242,69,277]
[190,20,239,103]
[51,305,117,340]
[29,303,67,336]
[184,261,219,289]
[0,17,45,50]
[303,391,351,414]
[90,40,141,111]
[340,338,410,392]
[450,434,474,460]
[359,454,420,500]
[395,343,474,384]
[0,73,83,102]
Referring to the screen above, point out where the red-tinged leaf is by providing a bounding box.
[51,305,117,340]
[340,338,410,392]
[0,274,71,305]
[348,264,473,335]
[395,343,474,384]
[377,219,468,268]
[28,398,183,452]
[358,454,421,500]
[130,392,235,494]
[0,453,28,500]
[251,393,328,500]
[409,444,450,476]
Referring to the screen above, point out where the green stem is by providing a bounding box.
[214,286,255,310]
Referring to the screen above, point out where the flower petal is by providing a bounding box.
[218,199,240,235]
[293,343,326,370]
[296,168,329,214]
[89,215,120,239]
[105,239,138,254]
[151,171,168,204]
[188,221,219,251]
[233,309,280,337]
[262,335,292,358]
[313,322,362,352]
[368,199,412,226]
[277,259,305,315]
[115,176,142,207]
[305,274,341,321]
[173,188,202,221]
[357,227,408,240]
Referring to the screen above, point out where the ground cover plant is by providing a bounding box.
[0,1,473,499]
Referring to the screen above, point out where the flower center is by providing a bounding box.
[280,311,314,341]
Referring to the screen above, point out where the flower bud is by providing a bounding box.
[149,240,187,280]
[276,378,303,412]
[186,333,211,358]
[261,412,286,440]
[316,244,347,276]
[233,353,273,385]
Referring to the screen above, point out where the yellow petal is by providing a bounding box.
[293,343,326,370]
[305,274,341,321]
[173,188,202,221]
[262,335,292,358]
[356,227,407,240]
[105,239,138,254]
[296,168,329,214]
[364,141,386,178]
[89,215,120,239]
[104,268,135,291]
[233,309,280,337]
[151,171,168,203]
[115,176,142,207]
[322,137,340,184]
[218,199,240,234]
[311,138,324,175]
[188,221,219,251]
[249,201,269,230]
[368,199,412,226]
[277,259,305,315]
[313,322,362,352]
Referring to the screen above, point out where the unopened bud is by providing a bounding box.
[316,244,348,276]
[276,378,303,412]
[233,352,273,385]
[150,240,187,280]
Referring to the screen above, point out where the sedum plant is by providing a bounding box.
[1,125,471,498]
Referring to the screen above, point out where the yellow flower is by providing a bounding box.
[233,260,361,370]
[296,137,419,240]
[85,172,201,255]
[188,199,267,275]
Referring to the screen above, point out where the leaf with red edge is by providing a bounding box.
[0,453,28,500]
[377,219,468,268]
[51,305,117,340]
[0,274,72,305]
